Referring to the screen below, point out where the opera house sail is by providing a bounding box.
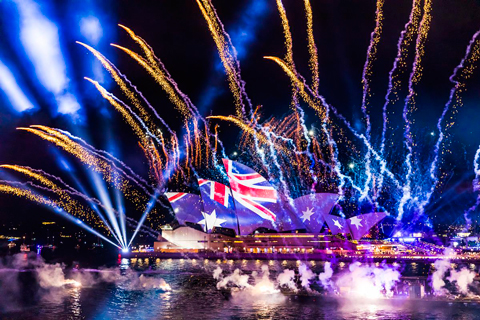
[160,159,387,250]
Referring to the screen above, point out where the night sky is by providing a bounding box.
[0,0,480,231]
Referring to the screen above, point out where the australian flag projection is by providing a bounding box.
[222,159,278,235]
[347,212,387,240]
[324,214,350,235]
[324,212,388,239]
[165,192,204,227]
[197,179,238,233]
[291,193,339,233]
[165,159,387,238]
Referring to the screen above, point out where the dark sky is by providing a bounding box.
[0,0,480,228]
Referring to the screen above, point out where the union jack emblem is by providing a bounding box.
[198,179,232,208]
[165,192,187,203]
[222,159,277,222]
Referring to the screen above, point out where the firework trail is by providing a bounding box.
[234,0,298,201]
[80,39,194,185]
[0,165,159,243]
[77,42,172,134]
[1,165,67,192]
[59,176,160,239]
[360,0,385,136]
[195,0,276,188]
[266,57,376,199]
[264,56,401,189]
[110,0,480,229]
[422,31,480,217]
[265,0,480,225]
[84,78,169,171]
[16,125,167,229]
[110,24,229,178]
[111,44,195,120]
[380,0,422,151]
[276,0,301,142]
[276,0,297,109]
[0,180,122,248]
[193,119,201,166]
[84,78,150,144]
[81,40,212,184]
[28,125,154,195]
[397,0,432,221]
[196,0,250,119]
[465,146,480,227]
[1,177,124,244]
[55,128,152,190]
[195,1,298,201]
[117,24,202,119]
[359,0,384,201]
[376,0,422,200]
[304,0,319,95]
[0,166,129,246]
[282,0,318,191]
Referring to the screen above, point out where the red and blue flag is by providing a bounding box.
[165,192,204,227]
[222,159,278,234]
[197,179,238,233]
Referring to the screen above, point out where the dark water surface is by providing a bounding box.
[1,258,480,320]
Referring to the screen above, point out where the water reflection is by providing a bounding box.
[3,259,480,320]
[121,258,129,270]
[67,287,82,318]
[411,262,418,274]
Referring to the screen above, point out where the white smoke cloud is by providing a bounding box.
[318,261,334,289]
[216,268,250,290]
[56,92,81,116]
[14,0,81,116]
[276,269,296,291]
[122,273,171,291]
[79,16,103,45]
[214,262,403,301]
[431,248,477,296]
[213,259,479,302]
[36,263,68,288]
[431,259,450,296]
[253,265,280,295]
[213,266,223,280]
[334,262,401,299]
[71,267,171,291]
[0,60,35,112]
[448,268,476,295]
[298,262,315,290]
[214,264,283,303]
[78,15,106,83]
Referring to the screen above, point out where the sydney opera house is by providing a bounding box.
[154,159,387,253]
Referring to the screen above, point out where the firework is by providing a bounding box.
[1,0,480,249]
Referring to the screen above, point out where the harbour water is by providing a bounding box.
[1,258,480,320]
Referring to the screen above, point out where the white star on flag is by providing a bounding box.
[350,216,363,229]
[333,219,343,229]
[301,207,315,222]
[198,210,226,232]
